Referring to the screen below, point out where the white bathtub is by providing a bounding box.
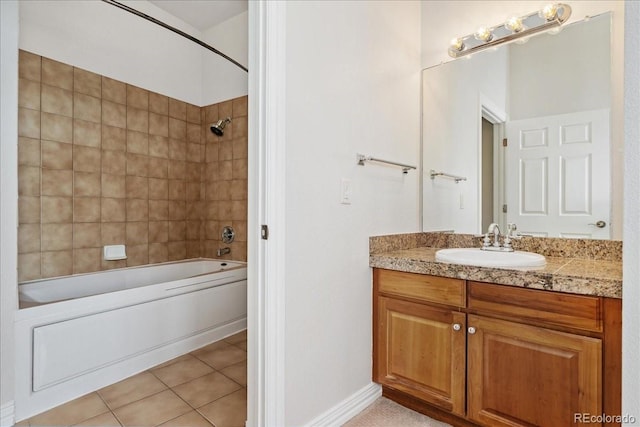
[14,259,247,421]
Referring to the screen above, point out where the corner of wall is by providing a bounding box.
[622,0,640,420]
[0,0,19,419]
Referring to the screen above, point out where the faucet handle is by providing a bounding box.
[482,233,492,248]
[507,223,522,239]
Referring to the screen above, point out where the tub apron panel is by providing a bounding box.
[33,280,246,391]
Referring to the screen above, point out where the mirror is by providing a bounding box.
[422,13,619,239]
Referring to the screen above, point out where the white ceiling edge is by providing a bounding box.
[148,0,248,32]
[120,0,203,37]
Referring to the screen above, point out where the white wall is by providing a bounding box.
[19,0,248,107]
[19,0,204,105]
[422,48,508,233]
[623,1,640,422]
[282,1,421,424]
[421,1,625,239]
[509,13,611,120]
[202,11,248,105]
[0,2,19,425]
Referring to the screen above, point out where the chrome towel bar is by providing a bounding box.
[357,154,416,174]
[430,170,467,183]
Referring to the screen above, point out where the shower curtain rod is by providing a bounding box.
[101,0,248,73]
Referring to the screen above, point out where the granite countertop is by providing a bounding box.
[369,236,623,299]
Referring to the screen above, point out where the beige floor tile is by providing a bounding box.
[198,389,247,427]
[223,330,247,345]
[98,371,167,410]
[151,356,215,387]
[72,411,122,426]
[14,420,30,426]
[220,360,247,387]
[28,393,109,427]
[343,397,452,427]
[191,340,232,355]
[172,372,242,408]
[153,353,195,370]
[158,410,214,427]
[113,390,191,427]
[192,343,247,370]
[234,340,248,351]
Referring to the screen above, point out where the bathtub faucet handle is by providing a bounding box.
[217,247,231,257]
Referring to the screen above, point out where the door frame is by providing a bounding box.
[247,1,286,426]
[479,95,507,232]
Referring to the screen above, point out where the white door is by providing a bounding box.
[505,109,610,239]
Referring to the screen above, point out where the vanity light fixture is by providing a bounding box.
[448,3,572,58]
[504,16,524,33]
[474,26,493,42]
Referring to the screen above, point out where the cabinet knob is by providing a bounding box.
[452,323,461,331]
[468,327,477,335]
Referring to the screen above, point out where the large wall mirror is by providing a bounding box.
[422,12,620,240]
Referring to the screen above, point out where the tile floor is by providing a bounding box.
[17,331,247,427]
[343,397,451,427]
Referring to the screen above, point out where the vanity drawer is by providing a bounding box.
[374,269,465,308]
[467,281,602,332]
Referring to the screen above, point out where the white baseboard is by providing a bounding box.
[0,401,15,427]
[304,382,381,427]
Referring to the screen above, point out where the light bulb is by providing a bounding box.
[504,16,523,33]
[474,26,493,42]
[450,37,464,51]
[541,4,558,21]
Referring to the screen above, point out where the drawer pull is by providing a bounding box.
[468,326,477,335]
[453,323,461,331]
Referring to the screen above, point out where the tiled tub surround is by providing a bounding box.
[17,50,248,282]
[370,233,622,298]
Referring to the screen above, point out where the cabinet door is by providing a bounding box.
[375,296,466,415]
[467,314,602,427]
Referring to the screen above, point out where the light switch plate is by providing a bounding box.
[340,178,352,204]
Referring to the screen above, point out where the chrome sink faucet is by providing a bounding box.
[481,223,516,252]
[489,223,501,247]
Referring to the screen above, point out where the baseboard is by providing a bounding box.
[0,401,15,427]
[304,382,381,427]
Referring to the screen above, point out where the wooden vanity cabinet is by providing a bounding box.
[373,269,467,415]
[466,282,603,426]
[373,268,622,427]
[466,314,602,426]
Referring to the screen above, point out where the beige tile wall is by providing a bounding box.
[17,50,248,282]
[202,98,248,262]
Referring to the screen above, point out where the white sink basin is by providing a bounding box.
[435,248,546,269]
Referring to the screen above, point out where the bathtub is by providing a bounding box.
[14,259,247,421]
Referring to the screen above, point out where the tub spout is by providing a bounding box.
[217,247,231,257]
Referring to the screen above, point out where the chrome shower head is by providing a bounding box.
[210,117,232,136]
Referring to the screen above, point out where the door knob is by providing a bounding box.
[452,323,461,331]
[468,327,476,335]
[588,220,606,228]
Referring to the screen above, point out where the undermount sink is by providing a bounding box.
[435,248,546,269]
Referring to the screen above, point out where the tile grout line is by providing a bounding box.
[93,391,123,427]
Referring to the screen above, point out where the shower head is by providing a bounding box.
[210,117,232,136]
